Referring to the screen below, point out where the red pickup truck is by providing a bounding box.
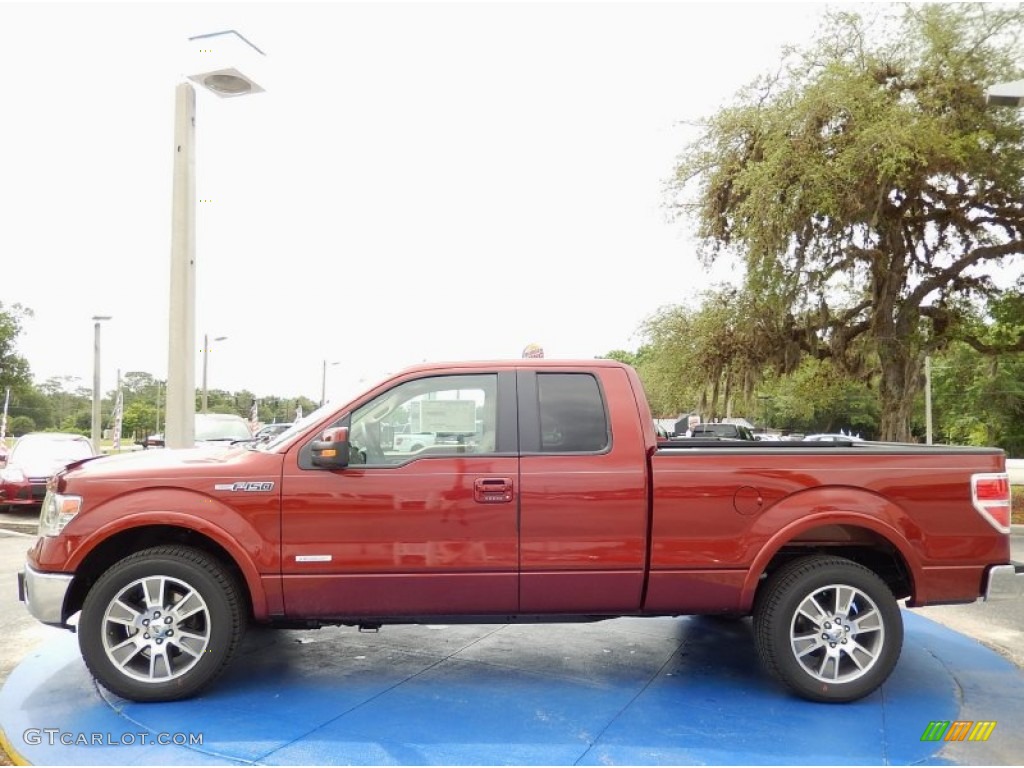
[18,360,1023,704]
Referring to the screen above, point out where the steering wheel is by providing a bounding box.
[351,418,385,464]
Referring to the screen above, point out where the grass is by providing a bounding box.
[1013,485,1024,526]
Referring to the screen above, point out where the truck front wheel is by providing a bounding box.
[753,555,903,703]
[79,545,245,702]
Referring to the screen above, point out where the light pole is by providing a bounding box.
[924,356,933,445]
[90,315,112,453]
[165,30,266,449]
[757,395,772,432]
[201,334,229,413]
[321,360,340,407]
[155,380,162,436]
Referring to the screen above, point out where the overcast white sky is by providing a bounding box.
[0,1,835,403]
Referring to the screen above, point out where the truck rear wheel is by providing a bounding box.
[753,555,902,703]
[79,545,245,702]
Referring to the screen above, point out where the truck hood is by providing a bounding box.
[58,445,271,484]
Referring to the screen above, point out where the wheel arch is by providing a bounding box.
[64,522,264,623]
[740,512,923,613]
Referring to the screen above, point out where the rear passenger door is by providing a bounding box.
[516,367,649,613]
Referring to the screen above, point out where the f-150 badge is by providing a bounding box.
[214,481,275,492]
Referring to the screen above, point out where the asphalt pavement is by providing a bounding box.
[1,515,1022,765]
[0,529,61,684]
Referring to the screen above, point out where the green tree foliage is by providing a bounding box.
[38,376,87,431]
[759,359,880,438]
[7,388,55,431]
[634,286,793,420]
[121,401,157,438]
[1,303,35,439]
[8,415,35,436]
[0,302,33,391]
[598,350,679,421]
[672,5,1024,440]
[928,311,1024,455]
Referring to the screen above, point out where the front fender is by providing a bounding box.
[738,485,925,611]
[62,487,278,619]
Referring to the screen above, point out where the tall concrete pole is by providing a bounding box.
[202,332,210,414]
[90,316,111,454]
[166,83,197,449]
[321,359,327,408]
[925,355,933,446]
[91,321,102,453]
[321,360,339,407]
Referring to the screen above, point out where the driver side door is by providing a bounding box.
[279,371,520,618]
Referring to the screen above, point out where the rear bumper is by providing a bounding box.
[984,562,1024,601]
[18,563,73,626]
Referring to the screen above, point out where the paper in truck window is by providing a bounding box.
[418,400,477,434]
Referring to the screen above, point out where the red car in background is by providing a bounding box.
[0,433,96,511]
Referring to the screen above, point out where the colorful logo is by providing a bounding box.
[921,721,996,742]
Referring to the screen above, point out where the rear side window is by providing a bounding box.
[537,373,609,453]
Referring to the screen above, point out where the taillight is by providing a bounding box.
[971,473,1011,533]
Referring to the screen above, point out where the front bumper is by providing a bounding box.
[984,561,1024,601]
[18,563,73,626]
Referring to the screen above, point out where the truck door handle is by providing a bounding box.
[474,478,514,504]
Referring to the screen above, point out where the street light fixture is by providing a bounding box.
[201,334,229,414]
[986,79,1024,108]
[90,315,112,454]
[321,360,340,407]
[165,30,266,449]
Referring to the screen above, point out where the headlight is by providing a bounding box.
[0,467,25,483]
[38,492,83,537]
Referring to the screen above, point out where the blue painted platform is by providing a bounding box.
[2,611,1022,765]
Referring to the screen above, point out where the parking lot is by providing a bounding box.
[2,511,1023,765]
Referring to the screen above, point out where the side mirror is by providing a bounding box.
[311,426,350,469]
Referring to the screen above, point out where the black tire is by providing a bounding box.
[753,555,903,703]
[79,545,246,702]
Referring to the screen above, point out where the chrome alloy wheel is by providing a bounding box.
[789,583,885,684]
[100,575,211,683]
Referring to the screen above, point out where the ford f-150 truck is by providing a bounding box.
[18,360,1023,704]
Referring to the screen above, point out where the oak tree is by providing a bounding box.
[673,5,1024,440]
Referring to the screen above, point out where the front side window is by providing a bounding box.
[349,374,498,466]
[537,373,609,453]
